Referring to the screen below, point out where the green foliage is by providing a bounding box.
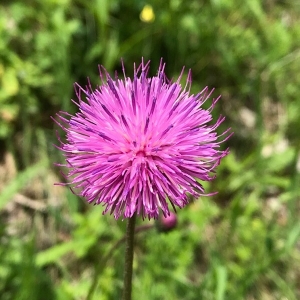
[0,158,48,209]
[0,0,300,299]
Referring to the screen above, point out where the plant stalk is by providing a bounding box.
[122,213,137,300]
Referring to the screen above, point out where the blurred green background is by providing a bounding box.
[0,0,300,299]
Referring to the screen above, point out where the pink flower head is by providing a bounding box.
[54,59,231,220]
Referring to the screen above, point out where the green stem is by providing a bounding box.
[87,222,153,300]
[122,214,137,300]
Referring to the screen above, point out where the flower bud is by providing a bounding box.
[157,212,177,232]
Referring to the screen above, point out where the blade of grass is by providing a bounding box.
[215,265,227,300]
[0,158,48,210]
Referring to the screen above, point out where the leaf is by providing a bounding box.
[2,68,19,97]
[36,242,75,267]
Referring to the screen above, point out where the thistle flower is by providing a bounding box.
[54,59,231,220]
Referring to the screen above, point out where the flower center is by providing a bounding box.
[136,150,146,157]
